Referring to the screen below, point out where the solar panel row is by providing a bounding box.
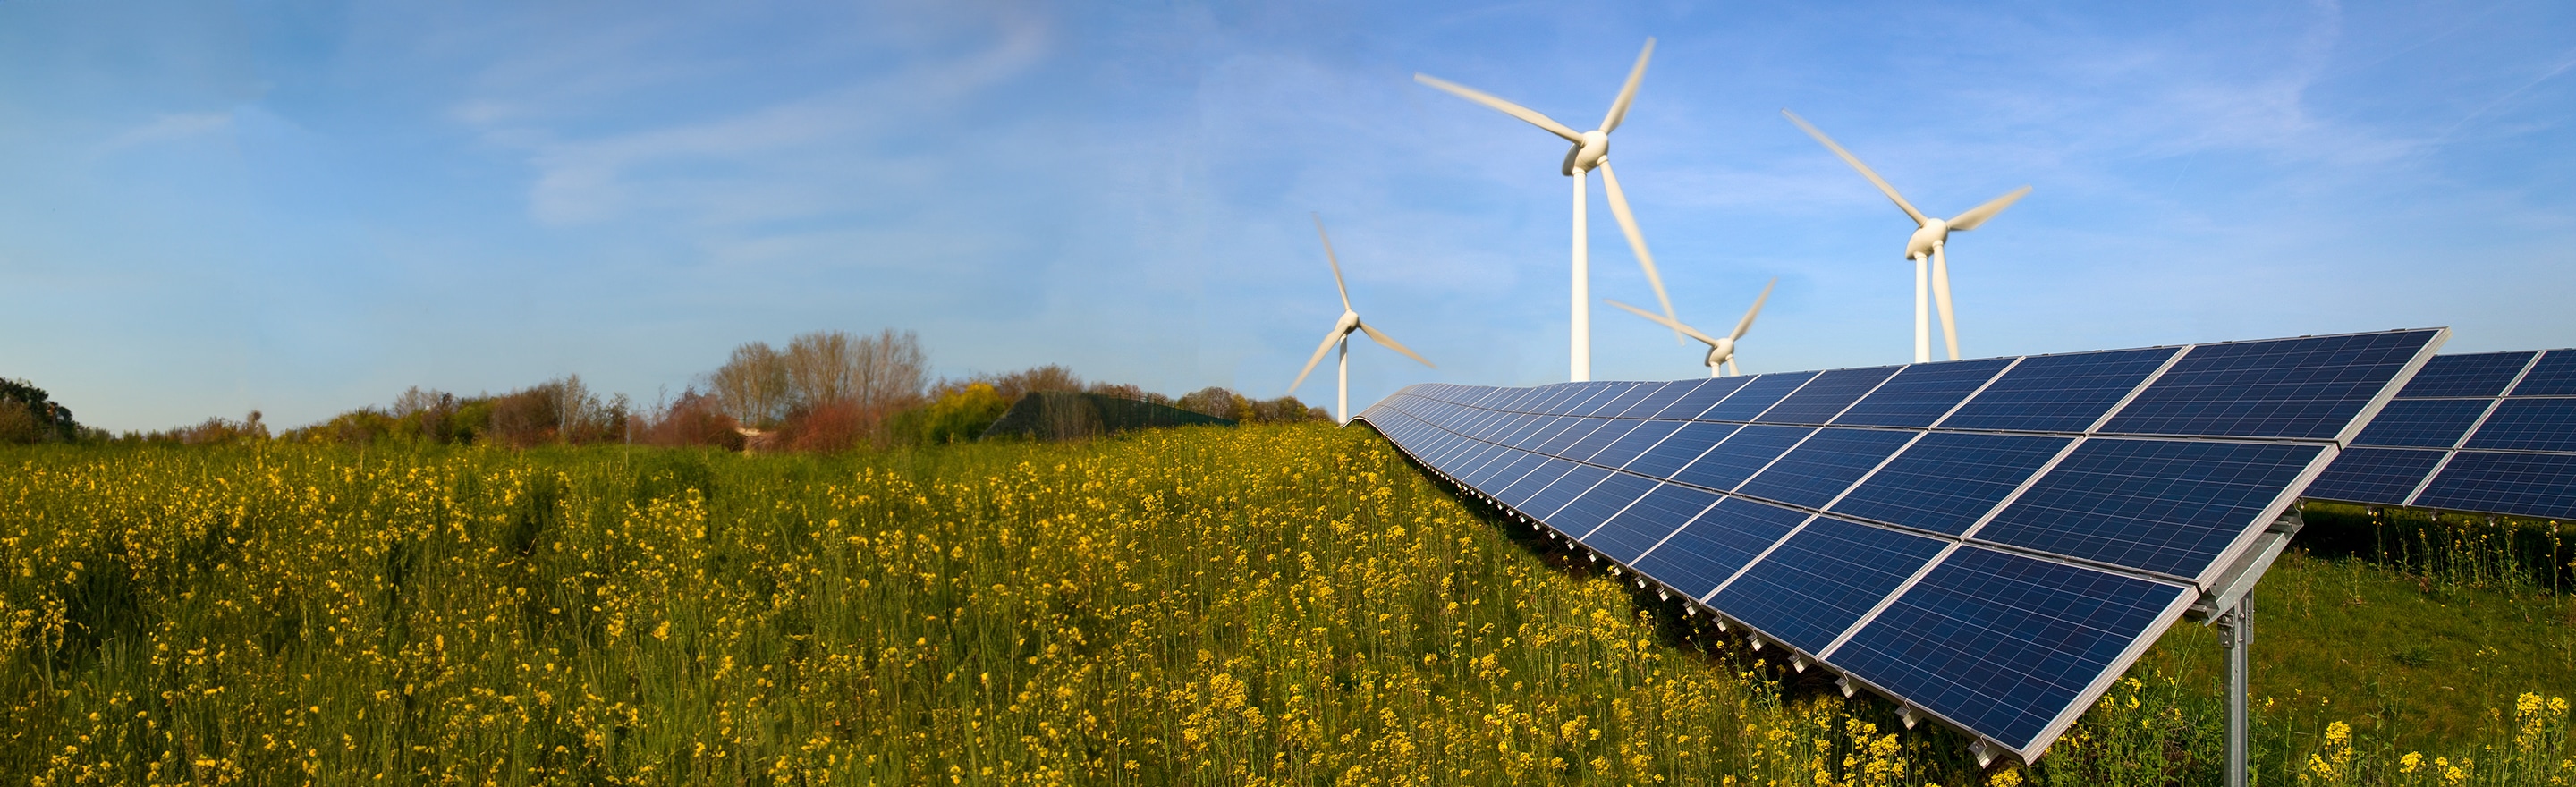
[1353,328,2445,764]
[2301,349,2576,520]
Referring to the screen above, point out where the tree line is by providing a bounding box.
[3,327,1329,450]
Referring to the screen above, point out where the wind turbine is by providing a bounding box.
[1415,38,1679,383]
[1288,215,1436,424]
[1780,109,2029,362]
[1606,278,1775,377]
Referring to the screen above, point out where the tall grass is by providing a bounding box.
[0,427,2566,784]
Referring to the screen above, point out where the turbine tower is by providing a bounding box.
[1288,215,1436,424]
[1606,278,1775,377]
[1416,38,1679,383]
[1781,109,2029,362]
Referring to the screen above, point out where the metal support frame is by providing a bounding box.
[2192,508,2299,787]
[2216,595,2251,787]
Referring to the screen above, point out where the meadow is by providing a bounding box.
[0,424,2567,785]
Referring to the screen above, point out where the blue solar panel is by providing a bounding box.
[1534,418,1607,454]
[1563,419,1639,461]
[2350,398,2491,448]
[1523,463,1614,520]
[2509,350,2576,396]
[1733,428,1919,509]
[1699,372,1819,422]
[1712,518,1946,654]
[2397,351,2535,398]
[1629,498,1812,600]
[1835,358,2014,427]
[1623,422,1737,478]
[1578,482,1720,563]
[1939,348,2178,433]
[1352,328,2448,764]
[1620,380,1696,419]
[2462,399,2576,453]
[1976,439,2323,579]
[1829,432,2074,535]
[1593,383,1662,418]
[1655,377,1752,419]
[1757,367,1902,425]
[1546,471,1662,544]
[1670,425,1814,492]
[2098,331,2437,439]
[1830,546,2188,758]
[2413,452,2576,520]
[2301,447,2446,505]
[1589,420,1682,469]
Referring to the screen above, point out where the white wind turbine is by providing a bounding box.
[1781,109,2029,362]
[1288,215,1436,424]
[1606,278,1775,377]
[1415,38,1680,383]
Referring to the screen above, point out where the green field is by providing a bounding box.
[2,425,2568,784]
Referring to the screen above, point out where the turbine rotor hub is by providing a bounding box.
[1563,130,1610,175]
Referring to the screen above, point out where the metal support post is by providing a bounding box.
[2218,595,2252,787]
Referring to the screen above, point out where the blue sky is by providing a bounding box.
[2,1,2570,431]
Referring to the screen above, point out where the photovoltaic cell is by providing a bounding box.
[1547,472,1662,546]
[1938,348,2177,433]
[1977,439,2323,579]
[1830,546,2188,757]
[1580,482,1720,563]
[2509,350,2576,396]
[1671,425,1814,492]
[1590,420,1683,470]
[1835,358,2014,427]
[1621,380,1696,419]
[1535,418,1606,454]
[2462,398,2576,453]
[1563,419,1640,461]
[2412,452,2576,520]
[1593,383,1661,418]
[1656,377,1752,419]
[1757,367,1902,425]
[1829,432,2074,535]
[2301,447,2446,505]
[1712,518,1946,654]
[1630,498,1811,600]
[1624,422,1736,478]
[2397,351,2534,398]
[1733,428,1918,509]
[2099,332,2436,439]
[1521,463,1614,520]
[2350,398,2492,448]
[1699,372,1818,422]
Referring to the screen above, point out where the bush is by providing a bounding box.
[896,382,1012,445]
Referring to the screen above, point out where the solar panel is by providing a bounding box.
[1356,327,2445,762]
[2294,347,2576,520]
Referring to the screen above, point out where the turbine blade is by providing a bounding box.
[1605,298,1724,348]
[1289,328,1347,394]
[1414,73,1585,144]
[1312,213,1352,311]
[1596,159,1682,345]
[1601,38,1656,133]
[1356,323,1437,368]
[1779,109,1928,227]
[1730,278,1777,342]
[1931,246,1960,360]
[1945,185,2031,231]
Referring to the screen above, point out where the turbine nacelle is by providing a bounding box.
[1905,219,1949,259]
[1332,310,1361,337]
[1706,336,1737,369]
[1562,130,1610,176]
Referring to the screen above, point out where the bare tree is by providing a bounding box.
[854,328,929,411]
[784,331,858,414]
[710,342,790,428]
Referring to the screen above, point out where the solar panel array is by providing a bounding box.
[2301,349,2576,520]
[1352,329,2445,763]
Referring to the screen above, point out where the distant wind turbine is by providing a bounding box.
[1416,38,1680,383]
[1606,278,1775,377]
[1289,215,1436,424]
[1781,109,2029,362]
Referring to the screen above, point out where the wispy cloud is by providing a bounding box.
[97,110,233,152]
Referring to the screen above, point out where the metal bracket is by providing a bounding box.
[2191,509,2302,623]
